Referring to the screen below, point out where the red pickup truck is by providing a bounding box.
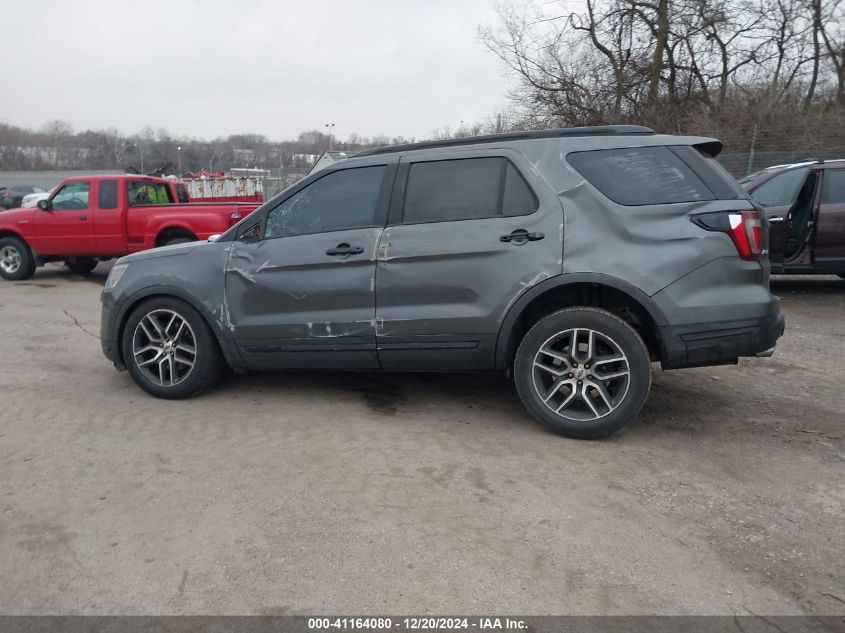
[0,175,260,281]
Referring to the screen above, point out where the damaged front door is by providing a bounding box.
[224,163,392,369]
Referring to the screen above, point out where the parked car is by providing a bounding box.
[100,125,784,439]
[0,185,46,209]
[0,175,259,280]
[21,187,55,209]
[742,160,845,278]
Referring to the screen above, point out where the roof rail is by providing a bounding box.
[352,125,655,157]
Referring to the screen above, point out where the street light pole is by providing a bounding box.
[177,146,182,175]
[325,123,335,151]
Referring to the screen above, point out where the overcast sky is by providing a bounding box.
[1,0,513,142]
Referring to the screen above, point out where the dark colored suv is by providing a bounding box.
[742,160,845,278]
[100,125,784,439]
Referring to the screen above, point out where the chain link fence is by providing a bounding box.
[718,148,845,178]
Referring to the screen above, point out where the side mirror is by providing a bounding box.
[37,199,51,211]
[208,234,221,242]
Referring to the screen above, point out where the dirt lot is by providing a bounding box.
[0,263,842,615]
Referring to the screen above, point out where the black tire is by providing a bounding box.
[514,307,651,439]
[0,236,36,281]
[121,297,226,399]
[162,236,194,247]
[65,257,98,275]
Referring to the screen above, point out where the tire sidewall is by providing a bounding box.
[121,297,224,399]
[514,307,651,439]
[0,236,36,281]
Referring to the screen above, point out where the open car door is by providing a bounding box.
[747,166,816,269]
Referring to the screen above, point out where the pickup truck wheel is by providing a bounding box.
[0,236,36,281]
[65,257,98,274]
[162,237,194,247]
[122,297,226,399]
[513,307,651,439]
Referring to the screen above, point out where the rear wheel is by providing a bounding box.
[0,236,36,281]
[122,297,226,399]
[514,307,651,439]
[65,257,98,275]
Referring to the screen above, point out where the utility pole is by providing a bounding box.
[325,123,335,151]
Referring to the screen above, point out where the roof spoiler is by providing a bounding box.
[694,140,723,158]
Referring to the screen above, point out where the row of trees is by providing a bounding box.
[480,0,845,151]
[0,121,414,174]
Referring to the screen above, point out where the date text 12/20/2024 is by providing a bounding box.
[308,618,527,631]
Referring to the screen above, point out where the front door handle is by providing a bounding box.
[79,214,88,220]
[500,229,544,243]
[768,216,785,224]
[326,243,364,257]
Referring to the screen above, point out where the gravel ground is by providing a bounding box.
[0,264,842,615]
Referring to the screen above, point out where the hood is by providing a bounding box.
[0,206,37,220]
[117,240,203,265]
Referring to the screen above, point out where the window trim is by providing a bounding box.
[255,163,393,242]
[392,156,539,227]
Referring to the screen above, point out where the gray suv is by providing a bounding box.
[100,125,784,439]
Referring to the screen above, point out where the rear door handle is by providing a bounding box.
[500,229,544,243]
[326,243,364,257]
[79,214,88,220]
[768,216,784,224]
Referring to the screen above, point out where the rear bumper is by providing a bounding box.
[659,300,785,370]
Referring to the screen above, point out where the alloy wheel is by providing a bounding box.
[532,328,631,422]
[132,309,197,387]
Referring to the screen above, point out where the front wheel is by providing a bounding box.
[514,307,652,439]
[0,236,36,281]
[65,257,98,274]
[121,297,226,399]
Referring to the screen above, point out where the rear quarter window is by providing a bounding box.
[567,146,716,205]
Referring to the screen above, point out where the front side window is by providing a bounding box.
[821,170,845,204]
[402,157,538,223]
[750,168,811,207]
[127,180,173,205]
[51,182,90,210]
[567,146,715,205]
[264,165,385,239]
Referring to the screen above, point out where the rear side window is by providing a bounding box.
[127,180,173,205]
[821,170,845,204]
[175,184,190,203]
[568,146,714,205]
[402,157,537,223]
[98,180,118,209]
[750,167,811,207]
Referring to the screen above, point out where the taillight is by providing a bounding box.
[692,210,763,261]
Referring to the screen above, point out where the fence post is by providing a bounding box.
[745,124,758,176]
